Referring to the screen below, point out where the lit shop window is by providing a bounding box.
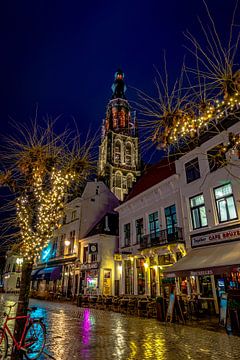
[190,194,208,229]
[214,183,238,223]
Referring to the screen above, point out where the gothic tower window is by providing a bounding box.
[115,171,122,188]
[125,143,132,166]
[114,140,122,164]
[127,174,133,188]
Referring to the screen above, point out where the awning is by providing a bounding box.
[31,268,41,280]
[33,266,62,281]
[164,241,240,278]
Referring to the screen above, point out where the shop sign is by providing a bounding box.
[114,253,122,261]
[190,269,213,276]
[191,227,240,247]
[88,243,98,254]
[164,272,176,278]
[80,262,99,270]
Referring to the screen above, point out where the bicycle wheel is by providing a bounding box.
[0,328,8,360]
[23,320,46,360]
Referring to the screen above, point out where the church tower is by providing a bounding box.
[98,70,141,201]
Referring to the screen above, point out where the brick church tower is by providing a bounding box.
[98,70,141,201]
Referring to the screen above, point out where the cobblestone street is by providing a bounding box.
[1,295,240,360]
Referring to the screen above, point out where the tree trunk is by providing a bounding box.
[11,261,33,360]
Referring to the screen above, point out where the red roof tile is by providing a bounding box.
[125,158,176,201]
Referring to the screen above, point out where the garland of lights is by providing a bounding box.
[16,168,76,260]
[157,91,240,148]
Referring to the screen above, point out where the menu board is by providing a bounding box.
[219,293,228,327]
[166,293,175,322]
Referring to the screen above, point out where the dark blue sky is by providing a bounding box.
[0,0,236,158]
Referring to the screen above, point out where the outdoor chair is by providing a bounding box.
[127,298,138,315]
[81,295,90,307]
[96,295,105,310]
[147,301,157,318]
[137,299,149,317]
[119,297,129,314]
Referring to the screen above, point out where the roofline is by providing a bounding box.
[115,172,179,212]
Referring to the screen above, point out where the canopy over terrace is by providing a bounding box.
[164,241,240,278]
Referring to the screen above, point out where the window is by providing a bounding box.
[60,234,66,256]
[214,183,237,222]
[68,230,75,254]
[71,210,77,221]
[148,212,160,239]
[125,143,132,166]
[115,172,122,188]
[185,158,200,183]
[127,174,133,188]
[114,141,121,164]
[207,144,226,172]
[124,223,131,247]
[135,218,144,244]
[164,205,177,234]
[190,194,208,229]
[91,253,98,262]
[51,238,58,258]
[83,246,88,263]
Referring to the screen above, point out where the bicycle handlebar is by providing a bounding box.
[2,302,17,309]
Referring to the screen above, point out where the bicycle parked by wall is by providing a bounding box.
[0,302,46,359]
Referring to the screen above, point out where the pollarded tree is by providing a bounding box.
[0,120,93,359]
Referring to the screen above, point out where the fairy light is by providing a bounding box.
[154,90,240,150]
[16,165,80,260]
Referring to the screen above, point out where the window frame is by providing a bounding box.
[164,204,177,234]
[185,157,200,183]
[123,223,131,247]
[213,183,238,223]
[135,218,144,244]
[148,211,160,239]
[189,193,208,230]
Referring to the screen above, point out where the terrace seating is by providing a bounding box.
[104,296,113,310]
[137,298,149,317]
[81,295,90,307]
[147,300,157,318]
[127,297,138,315]
[118,297,130,314]
[96,295,105,310]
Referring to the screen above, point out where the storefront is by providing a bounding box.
[31,266,62,295]
[164,240,240,315]
[80,262,100,295]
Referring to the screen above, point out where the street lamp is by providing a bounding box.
[65,240,70,246]
[16,258,23,266]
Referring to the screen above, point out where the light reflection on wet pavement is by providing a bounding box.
[1,295,240,360]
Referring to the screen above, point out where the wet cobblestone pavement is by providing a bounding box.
[1,294,240,360]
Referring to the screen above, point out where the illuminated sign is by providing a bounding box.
[191,227,240,247]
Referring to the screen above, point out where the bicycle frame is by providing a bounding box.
[1,313,31,351]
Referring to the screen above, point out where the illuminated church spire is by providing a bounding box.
[98,70,141,201]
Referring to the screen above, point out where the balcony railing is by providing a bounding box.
[139,227,184,249]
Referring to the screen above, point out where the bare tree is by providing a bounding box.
[0,119,94,359]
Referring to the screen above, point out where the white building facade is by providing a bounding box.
[166,120,240,314]
[32,181,119,298]
[115,161,186,298]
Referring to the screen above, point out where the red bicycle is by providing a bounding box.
[0,302,46,359]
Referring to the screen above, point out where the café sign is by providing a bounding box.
[192,227,240,247]
[80,262,99,270]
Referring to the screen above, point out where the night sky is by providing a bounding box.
[0,0,237,157]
